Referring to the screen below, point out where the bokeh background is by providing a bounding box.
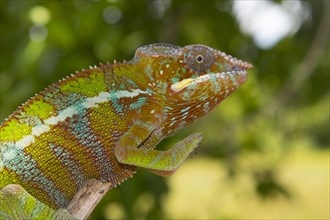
[0,0,329,219]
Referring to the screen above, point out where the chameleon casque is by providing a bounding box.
[0,43,252,216]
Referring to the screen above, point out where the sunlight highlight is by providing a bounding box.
[232,0,310,49]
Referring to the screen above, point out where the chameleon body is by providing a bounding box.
[0,43,252,212]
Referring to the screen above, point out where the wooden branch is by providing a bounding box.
[67,179,112,220]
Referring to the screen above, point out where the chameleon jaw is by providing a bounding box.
[170,70,248,92]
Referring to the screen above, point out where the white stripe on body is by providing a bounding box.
[2,89,150,158]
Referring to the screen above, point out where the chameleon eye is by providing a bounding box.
[196,55,203,63]
[185,45,214,73]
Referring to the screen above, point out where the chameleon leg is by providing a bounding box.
[145,133,202,177]
[114,131,203,173]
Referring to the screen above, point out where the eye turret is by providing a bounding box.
[184,45,214,73]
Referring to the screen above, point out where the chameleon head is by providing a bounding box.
[134,43,252,130]
[135,43,252,105]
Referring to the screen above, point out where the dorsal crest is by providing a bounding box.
[134,43,182,59]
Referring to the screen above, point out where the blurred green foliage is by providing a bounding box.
[0,0,329,219]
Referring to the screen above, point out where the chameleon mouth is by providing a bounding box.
[170,70,248,92]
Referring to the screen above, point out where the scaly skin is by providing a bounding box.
[0,184,75,219]
[0,43,252,211]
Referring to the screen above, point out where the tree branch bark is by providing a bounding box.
[67,179,112,220]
